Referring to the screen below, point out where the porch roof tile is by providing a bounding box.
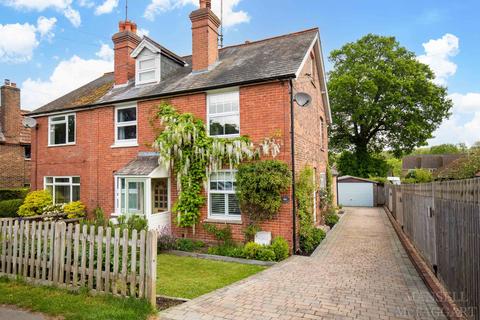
[115,155,160,176]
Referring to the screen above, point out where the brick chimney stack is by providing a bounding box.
[190,0,221,72]
[0,79,21,144]
[112,20,141,86]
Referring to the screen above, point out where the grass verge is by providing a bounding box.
[156,254,266,299]
[0,277,155,320]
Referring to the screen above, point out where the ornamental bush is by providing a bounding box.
[404,169,433,183]
[0,188,29,201]
[18,190,53,217]
[242,242,262,259]
[63,201,86,219]
[236,160,291,222]
[325,213,340,228]
[270,237,289,261]
[0,199,23,217]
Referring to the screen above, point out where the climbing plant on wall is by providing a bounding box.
[153,103,281,230]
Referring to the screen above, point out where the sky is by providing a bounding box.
[0,0,479,146]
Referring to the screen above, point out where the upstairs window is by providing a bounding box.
[49,114,75,146]
[207,90,240,137]
[115,105,137,146]
[135,50,160,85]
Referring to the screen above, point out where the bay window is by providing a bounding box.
[116,177,146,215]
[44,176,80,204]
[208,171,241,220]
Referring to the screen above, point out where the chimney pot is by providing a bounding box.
[11,83,16,88]
[4,79,10,86]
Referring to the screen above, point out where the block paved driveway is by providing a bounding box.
[160,207,446,320]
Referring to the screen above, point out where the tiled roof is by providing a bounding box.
[29,28,319,116]
[115,154,160,176]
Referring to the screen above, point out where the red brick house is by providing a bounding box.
[0,80,31,188]
[28,0,331,250]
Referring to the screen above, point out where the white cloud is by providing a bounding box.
[137,28,150,38]
[144,0,250,27]
[0,22,38,62]
[36,16,57,39]
[418,33,459,85]
[449,92,480,114]
[78,0,94,8]
[95,0,119,15]
[95,43,114,61]
[2,0,81,27]
[429,111,480,146]
[21,45,113,110]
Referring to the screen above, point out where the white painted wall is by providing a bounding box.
[338,182,374,207]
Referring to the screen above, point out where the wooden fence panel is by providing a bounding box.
[0,220,157,307]
[389,178,480,320]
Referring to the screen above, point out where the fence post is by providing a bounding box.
[145,230,157,307]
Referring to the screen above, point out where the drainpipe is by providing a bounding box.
[289,79,297,254]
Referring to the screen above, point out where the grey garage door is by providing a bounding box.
[338,182,374,207]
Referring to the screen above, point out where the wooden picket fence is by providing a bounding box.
[0,219,157,306]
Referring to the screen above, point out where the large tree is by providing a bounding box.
[328,34,453,167]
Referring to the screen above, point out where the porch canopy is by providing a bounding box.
[115,152,168,178]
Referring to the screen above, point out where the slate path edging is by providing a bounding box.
[164,250,277,266]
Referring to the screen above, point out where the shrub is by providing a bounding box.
[175,238,205,252]
[242,242,262,260]
[0,188,29,201]
[256,247,276,261]
[404,169,433,183]
[325,214,340,228]
[270,237,289,261]
[117,215,148,232]
[299,227,325,255]
[42,203,64,216]
[236,160,291,222]
[0,199,23,217]
[18,190,53,217]
[243,224,260,243]
[157,234,177,252]
[208,244,244,258]
[64,201,86,219]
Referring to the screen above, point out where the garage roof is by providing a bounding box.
[338,176,378,184]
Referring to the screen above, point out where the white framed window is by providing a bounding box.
[48,113,75,146]
[207,90,240,138]
[115,177,146,215]
[208,170,241,220]
[114,104,137,146]
[135,50,160,85]
[44,176,80,204]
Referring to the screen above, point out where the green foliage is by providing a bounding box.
[175,238,205,252]
[18,190,53,217]
[157,234,177,251]
[337,151,389,178]
[0,199,23,217]
[270,237,289,261]
[296,167,326,255]
[299,228,326,255]
[242,242,262,259]
[436,150,480,180]
[116,215,148,233]
[385,156,402,177]
[63,201,86,219]
[411,143,467,155]
[207,244,245,258]
[0,188,29,201]
[328,34,452,158]
[243,224,260,242]
[325,214,340,228]
[235,160,291,222]
[404,169,433,183]
[153,103,257,228]
[203,224,233,245]
[255,246,276,262]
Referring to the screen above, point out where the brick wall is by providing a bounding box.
[0,144,30,188]
[293,49,329,225]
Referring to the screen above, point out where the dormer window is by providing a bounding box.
[135,50,160,85]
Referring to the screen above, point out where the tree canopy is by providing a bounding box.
[328,34,453,159]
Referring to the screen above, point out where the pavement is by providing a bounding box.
[0,306,50,320]
[160,207,447,320]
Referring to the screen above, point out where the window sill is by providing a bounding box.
[111,142,139,148]
[48,143,76,148]
[204,218,242,225]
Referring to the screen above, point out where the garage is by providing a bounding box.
[337,176,377,207]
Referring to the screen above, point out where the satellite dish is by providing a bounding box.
[22,117,37,128]
[294,92,312,107]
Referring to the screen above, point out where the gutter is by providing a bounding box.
[28,74,297,117]
[289,79,297,254]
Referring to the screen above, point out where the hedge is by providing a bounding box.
[0,199,23,218]
[0,188,29,201]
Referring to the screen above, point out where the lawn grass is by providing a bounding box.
[0,277,155,320]
[156,254,266,299]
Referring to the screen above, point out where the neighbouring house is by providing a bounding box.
[0,80,31,188]
[402,154,464,175]
[28,0,331,249]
